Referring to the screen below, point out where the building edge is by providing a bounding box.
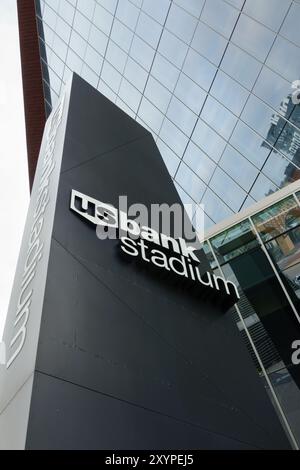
[17,0,46,190]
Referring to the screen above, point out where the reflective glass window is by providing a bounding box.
[43,4,57,30]
[52,34,68,63]
[198,212,215,233]
[45,0,60,13]
[58,0,75,26]
[42,24,55,49]
[110,20,133,53]
[174,182,198,217]
[226,0,244,8]
[144,76,171,113]
[142,0,171,25]
[97,79,117,102]
[202,241,217,269]
[211,70,249,116]
[174,73,206,114]
[118,78,142,113]
[267,36,300,84]
[159,118,189,156]
[250,173,277,201]
[66,49,83,74]
[244,0,291,32]
[136,12,162,49]
[210,220,258,265]
[174,0,205,18]
[192,119,226,163]
[201,96,238,140]
[210,167,247,212]
[158,30,188,68]
[94,4,113,35]
[201,0,239,39]
[263,151,298,187]
[69,30,87,58]
[254,67,291,115]
[116,97,136,119]
[280,2,300,48]
[266,227,300,301]
[241,94,282,140]
[230,121,271,169]
[115,0,139,31]
[124,58,148,93]
[219,145,258,191]
[157,139,181,177]
[48,50,64,78]
[77,0,95,20]
[151,54,180,92]
[287,103,300,132]
[183,48,216,92]
[84,44,103,75]
[183,141,216,184]
[106,41,127,73]
[55,16,71,44]
[220,43,262,90]
[192,21,228,66]
[252,196,300,242]
[48,67,62,95]
[88,25,108,56]
[232,14,275,62]
[130,36,155,71]
[202,188,234,222]
[241,195,256,211]
[73,10,91,39]
[131,0,143,7]
[166,3,197,43]
[167,97,197,136]
[81,64,98,88]
[101,61,122,92]
[176,162,206,202]
[139,97,165,134]
[96,0,118,15]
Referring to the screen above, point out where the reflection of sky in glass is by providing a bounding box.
[280,2,300,48]
[210,166,247,212]
[202,188,234,223]
[219,145,258,191]
[176,162,206,203]
[232,14,275,62]
[192,118,226,163]
[211,70,249,116]
[184,141,216,184]
[38,0,300,229]
[201,96,237,140]
[244,0,290,32]
[220,42,261,90]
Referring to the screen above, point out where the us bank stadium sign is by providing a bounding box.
[70,189,240,305]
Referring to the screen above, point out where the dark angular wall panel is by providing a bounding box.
[0,73,290,449]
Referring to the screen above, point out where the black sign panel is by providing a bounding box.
[25,74,290,450]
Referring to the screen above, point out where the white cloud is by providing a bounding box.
[0,1,29,338]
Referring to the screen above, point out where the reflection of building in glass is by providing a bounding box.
[262,95,300,188]
[205,184,300,447]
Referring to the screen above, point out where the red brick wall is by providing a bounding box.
[17,0,46,190]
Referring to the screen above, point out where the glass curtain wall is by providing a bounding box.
[205,189,300,448]
[35,0,300,231]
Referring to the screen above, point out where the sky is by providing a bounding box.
[0,1,29,339]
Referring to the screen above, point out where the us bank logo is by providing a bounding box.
[70,189,241,303]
